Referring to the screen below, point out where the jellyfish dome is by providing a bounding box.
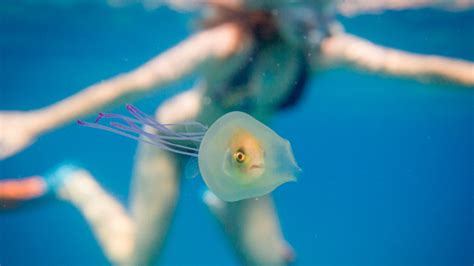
[199,112,300,201]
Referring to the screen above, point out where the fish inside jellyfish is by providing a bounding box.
[78,105,301,202]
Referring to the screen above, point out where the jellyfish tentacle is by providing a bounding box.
[126,104,176,135]
[95,110,209,134]
[161,121,208,131]
[77,105,208,157]
[109,121,203,142]
[139,131,200,152]
[77,120,161,147]
[121,105,207,144]
[108,122,200,152]
[96,113,143,126]
[126,105,208,137]
[77,120,199,157]
[96,112,205,140]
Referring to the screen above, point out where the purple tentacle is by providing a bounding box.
[126,104,208,136]
[109,122,200,152]
[96,112,142,127]
[78,120,199,157]
[161,121,208,131]
[126,104,176,135]
[77,104,207,157]
[109,121,203,142]
[98,112,206,138]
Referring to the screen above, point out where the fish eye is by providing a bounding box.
[233,149,246,163]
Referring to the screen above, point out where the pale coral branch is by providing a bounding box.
[338,0,474,16]
[319,33,474,87]
[203,191,294,266]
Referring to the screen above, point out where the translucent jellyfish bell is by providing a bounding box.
[199,112,301,201]
[78,105,301,202]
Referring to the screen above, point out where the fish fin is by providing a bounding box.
[184,157,200,179]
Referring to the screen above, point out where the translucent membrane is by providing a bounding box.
[78,104,207,157]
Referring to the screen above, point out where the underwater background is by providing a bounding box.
[0,3,473,266]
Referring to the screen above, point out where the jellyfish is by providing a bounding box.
[78,105,301,201]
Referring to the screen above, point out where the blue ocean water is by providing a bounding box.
[1,3,473,266]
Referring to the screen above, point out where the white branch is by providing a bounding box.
[319,33,474,87]
[338,0,474,16]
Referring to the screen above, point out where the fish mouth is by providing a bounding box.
[249,164,264,170]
